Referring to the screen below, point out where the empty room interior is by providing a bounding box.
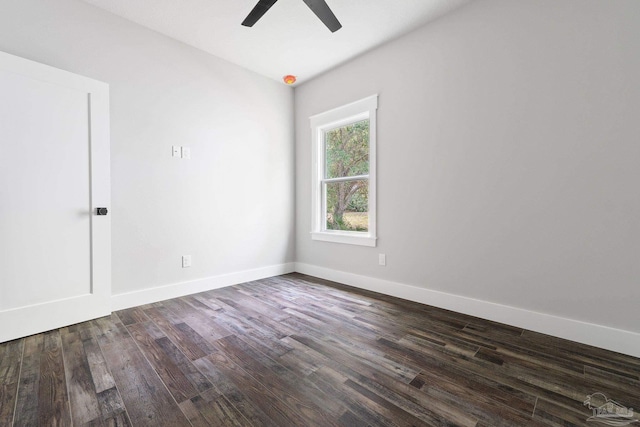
[1,0,639,426]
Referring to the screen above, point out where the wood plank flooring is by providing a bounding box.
[0,273,638,426]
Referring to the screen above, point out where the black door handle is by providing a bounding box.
[96,207,108,216]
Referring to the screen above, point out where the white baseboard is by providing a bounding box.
[294,263,640,359]
[112,262,296,311]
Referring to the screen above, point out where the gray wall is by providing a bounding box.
[295,0,640,333]
[0,0,295,296]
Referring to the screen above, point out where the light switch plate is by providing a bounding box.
[172,146,181,157]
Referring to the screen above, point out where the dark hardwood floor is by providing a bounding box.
[0,273,638,426]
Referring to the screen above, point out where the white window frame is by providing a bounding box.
[310,95,378,247]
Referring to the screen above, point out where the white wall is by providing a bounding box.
[295,0,640,336]
[0,0,295,301]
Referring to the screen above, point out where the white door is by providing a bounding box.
[0,51,111,342]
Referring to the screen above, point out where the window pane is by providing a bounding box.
[325,120,369,179]
[325,180,368,232]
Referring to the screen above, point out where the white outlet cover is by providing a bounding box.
[182,255,191,268]
[378,254,386,266]
[181,146,191,159]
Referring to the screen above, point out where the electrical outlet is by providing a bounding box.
[181,146,191,159]
[172,146,181,157]
[379,254,386,266]
[182,255,191,268]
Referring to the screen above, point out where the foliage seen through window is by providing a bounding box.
[324,120,369,232]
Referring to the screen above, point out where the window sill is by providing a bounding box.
[311,231,377,247]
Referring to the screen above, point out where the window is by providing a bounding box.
[310,95,377,247]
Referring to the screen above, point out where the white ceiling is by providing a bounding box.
[79,0,473,85]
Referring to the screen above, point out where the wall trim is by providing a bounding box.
[112,262,295,311]
[294,263,640,359]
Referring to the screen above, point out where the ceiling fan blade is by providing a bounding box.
[242,0,279,27]
[302,0,342,33]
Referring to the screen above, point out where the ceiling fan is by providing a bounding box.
[242,0,342,33]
